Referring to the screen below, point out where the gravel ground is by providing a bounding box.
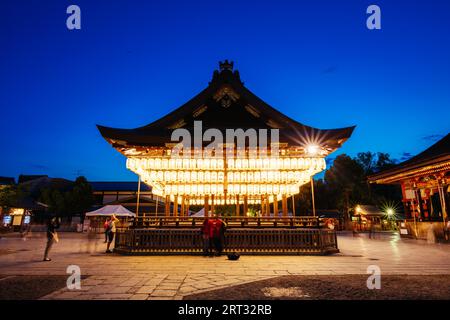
[0,275,69,300]
[184,275,450,300]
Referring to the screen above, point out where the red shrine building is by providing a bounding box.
[369,134,450,238]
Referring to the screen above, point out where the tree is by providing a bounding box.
[296,182,312,214]
[355,152,376,175]
[294,152,401,226]
[38,176,94,221]
[0,185,29,209]
[324,154,369,224]
[356,151,396,174]
[68,176,94,218]
[375,152,396,171]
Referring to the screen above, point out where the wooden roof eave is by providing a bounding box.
[368,155,450,184]
[97,66,356,149]
[368,133,450,184]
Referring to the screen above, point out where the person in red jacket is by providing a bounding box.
[103,217,111,243]
[210,214,226,256]
[201,218,212,256]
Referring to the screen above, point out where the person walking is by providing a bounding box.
[445,219,450,241]
[43,216,60,261]
[427,222,436,244]
[20,223,31,240]
[106,214,119,253]
[103,217,111,243]
[201,218,212,256]
[369,219,375,239]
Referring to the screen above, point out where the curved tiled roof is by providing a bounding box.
[368,133,450,183]
[98,62,355,150]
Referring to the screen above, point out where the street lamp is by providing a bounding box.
[386,208,395,217]
[306,144,319,155]
[384,207,396,230]
[306,144,319,217]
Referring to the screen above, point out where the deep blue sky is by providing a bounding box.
[1,0,449,182]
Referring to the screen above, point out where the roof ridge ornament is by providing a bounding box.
[211,60,241,84]
[219,60,234,72]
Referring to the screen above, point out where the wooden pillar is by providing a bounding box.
[291,195,296,216]
[409,198,418,238]
[173,195,178,217]
[414,189,423,220]
[273,195,278,217]
[136,176,141,217]
[204,195,209,218]
[311,176,316,217]
[260,195,265,216]
[243,195,248,216]
[263,196,267,217]
[236,195,240,216]
[185,196,190,216]
[180,195,185,217]
[412,186,421,237]
[438,185,448,221]
[211,194,215,216]
[165,195,170,217]
[266,195,270,217]
[282,194,288,217]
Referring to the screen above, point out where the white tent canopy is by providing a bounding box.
[190,208,207,217]
[190,208,213,217]
[85,205,136,217]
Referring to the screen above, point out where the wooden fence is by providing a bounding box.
[114,228,338,255]
[133,216,321,229]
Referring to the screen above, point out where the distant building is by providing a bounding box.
[89,181,165,215]
[18,175,48,184]
[0,176,15,187]
[0,177,16,227]
[0,176,48,230]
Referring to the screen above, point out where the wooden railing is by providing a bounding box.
[114,228,338,255]
[131,216,321,229]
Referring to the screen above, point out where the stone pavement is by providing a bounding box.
[0,232,449,300]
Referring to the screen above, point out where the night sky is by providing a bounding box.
[1,0,449,182]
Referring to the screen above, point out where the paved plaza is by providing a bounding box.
[0,232,449,300]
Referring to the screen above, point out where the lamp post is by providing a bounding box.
[386,208,394,230]
[311,176,316,217]
[306,144,319,217]
[412,183,420,239]
[136,176,141,217]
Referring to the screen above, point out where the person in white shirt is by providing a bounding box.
[106,214,119,253]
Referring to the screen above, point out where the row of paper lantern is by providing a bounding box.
[142,170,312,183]
[227,157,325,171]
[227,184,301,195]
[153,197,286,206]
[127,157,325,171]
[145,170,225,183]
[162,183,301,196]
[227,171,309,183]
[127,158,224,170]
